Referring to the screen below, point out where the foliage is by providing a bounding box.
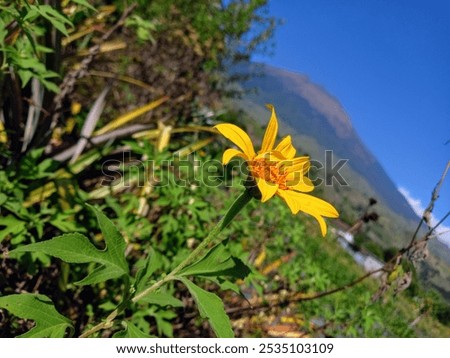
[1,0,448,339]
[1,142,449,337]
[0,1,71,92]
[0,294,73,337]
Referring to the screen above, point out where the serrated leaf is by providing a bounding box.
[180,244,251,279]
[179,278,234,338]
[113,321,155,338]
[210,277,242,296]
[0,294,73,337]
[10,205,129,285]
[76,264,119,286]
[139,292,183,308]
[89,204,128,273]
[135,249,160,294]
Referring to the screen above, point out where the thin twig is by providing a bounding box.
[52,124,153,161]
[226,268,384,316]
[409,161,450,246]
[295,269,385,301]
[429,210,450,236]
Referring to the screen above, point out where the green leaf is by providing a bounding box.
[125,15,156,43]
[11,233,94,262]
[35,44,55,53]
[88,204,128,271]
[10,205,129,285]
[22,8,40,23]
[50,212,80,233]
[0,192,7,205]
[71,0,97,12]
[39,78,60,93]
[179,278,234,338]
[31,5,73,36]
[134,249,161,294]
[209,277,242,296]
[76,264,122,286]
[0,294,73,337]
[17,69,33,87]
[113,321,155,338]
[139,292,183,308]
[180,243,251,279]
[154,310,177,337]
[0,215,27,242]
[16,57,47,71]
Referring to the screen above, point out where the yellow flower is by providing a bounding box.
[215,104,339,236]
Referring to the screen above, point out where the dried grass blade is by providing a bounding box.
[76,40,127,56]
[94,96,168,136]
[70,86,110,163]
[173,137,215,158]
[22,78,43,152]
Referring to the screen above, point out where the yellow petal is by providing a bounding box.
[280,156,310,174]
[277,190,339,236]
[277,189,300,214]
[314,215,328,237]
[255,150,286,162]
[215,123,256,158]
[280,190,339,218]
[256,177,278,203]
[287,175,314,192]
[260,104,278,153]
[275,135,296,159]
[222,148,247,164]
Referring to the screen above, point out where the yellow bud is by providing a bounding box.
[71,101,82,115]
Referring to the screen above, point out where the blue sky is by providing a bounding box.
[253,0,450,244]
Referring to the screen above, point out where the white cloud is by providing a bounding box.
[398,186,450,248]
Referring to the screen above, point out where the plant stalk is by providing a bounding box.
[80,189,252,337]
[131,189,253,303]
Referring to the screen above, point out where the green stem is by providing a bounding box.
[131,189,253,303]
[80,189,252,337]
[79,309,117,338]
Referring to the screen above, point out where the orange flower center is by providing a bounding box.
[250,158,288,189]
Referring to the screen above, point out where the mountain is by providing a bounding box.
[234,63,419,222]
